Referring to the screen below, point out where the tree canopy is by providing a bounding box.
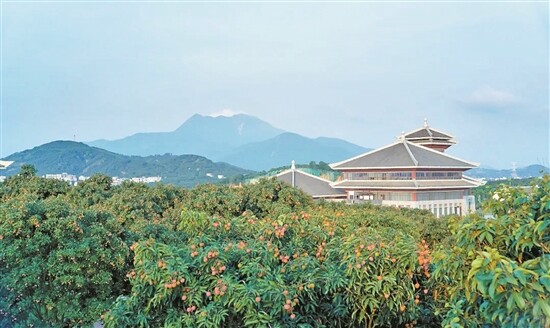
[0,165,548,327]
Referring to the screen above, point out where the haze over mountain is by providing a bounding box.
[89,114,285,159]
[3,140,548,187]
[3,141,250,187]
[88,114,370,171]
[221,132,368,171]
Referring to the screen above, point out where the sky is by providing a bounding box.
[1,1,548,169]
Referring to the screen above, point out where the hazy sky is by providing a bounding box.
[2,1,548,169]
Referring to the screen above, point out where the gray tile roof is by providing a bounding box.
[405,127,453,140]
[332,178,481,189]
[330,141,477,170]
[277,169,346,198]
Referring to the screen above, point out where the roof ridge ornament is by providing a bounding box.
[397,131,405,141]
[291,160,296,170]
[424,118,433,137]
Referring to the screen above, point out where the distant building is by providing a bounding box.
[0,160,13,182]
[276,161,346,200]
[45,173,78,185]
[330,120,483,217]
[130,176,162,183]
[0,160,13,170]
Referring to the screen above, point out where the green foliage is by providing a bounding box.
[472,177,536,209]
[0,197,129,327]
[0,165,70,202]
[68,174,114,206]
[431,176,550,327]
[3,141,251,187]
[103,204,434,327]
[183,178,312,219]
[3,163,547,328]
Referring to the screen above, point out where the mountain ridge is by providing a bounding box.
[3,141,251,187]
[221,132,369,171]
[88,114,286,160]
[87,113,369,170]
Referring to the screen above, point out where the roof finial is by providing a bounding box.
[424,118,428,128]
[291,160,295,170]
[397,131,405,141]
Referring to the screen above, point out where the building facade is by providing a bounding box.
[330,121,482,217]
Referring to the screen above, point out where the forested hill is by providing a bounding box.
[3,140,251,187]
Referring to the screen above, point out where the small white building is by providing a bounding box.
[0,160,13,170]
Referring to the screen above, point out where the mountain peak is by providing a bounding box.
[207,109,245,118]
[88,113,286,159]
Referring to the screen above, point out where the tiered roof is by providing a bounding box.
[330,140,477,170]
[403,119,456,149]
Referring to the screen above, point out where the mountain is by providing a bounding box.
[220,132,370,171]
[87,114,369,171]
[88,114,285,159]
[467,164,549,180]
[3,141,251,187]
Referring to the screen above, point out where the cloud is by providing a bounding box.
[208,108,245,117]
[460,86,521,110]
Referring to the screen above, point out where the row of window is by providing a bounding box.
[352,190,470,202]
[416,172,461,180]
[346,172,412,180]
[344,171,462,181]
[417,191,467,201]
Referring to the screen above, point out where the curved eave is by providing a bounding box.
[334,166,477,170]
[409,141,457,145]
[332,178,481,190]
[312,194,347,198]
[462,175,485,186]
[405,137,456,143]
[333,185,479,190]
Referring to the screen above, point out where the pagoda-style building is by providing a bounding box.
[402,119,456,152]
[330,121,482,217]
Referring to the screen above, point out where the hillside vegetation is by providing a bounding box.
[4,141,250,187]
[0,166,548,327]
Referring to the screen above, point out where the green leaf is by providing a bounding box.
[512,293,526,310]
[540,275,550,292]
[538,299,550,318]
[488,275,500,299]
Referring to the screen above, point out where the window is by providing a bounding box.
[416,171,462,180]
[388,192,412,201]
[348,172,412,180]
[417,191,465,201]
